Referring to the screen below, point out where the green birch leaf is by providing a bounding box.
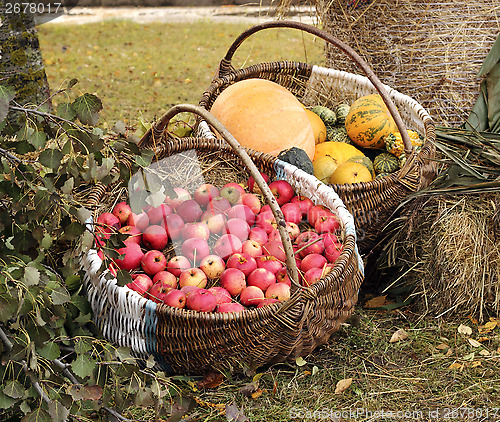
[50,286,71,305]
[12,229,37,252]
[38,342,61,360]
[0,389,16,409]
[72,93,102,126]
[28,131,47,150]
[39,148,63,169]
[70,354,95,379]
[63,222,84,240]
[47,400,70,422]
[20,408,52,422]
[3,380,25,399]
[0,99,9,125]
[23,266,40,286]
[67,78,79,89]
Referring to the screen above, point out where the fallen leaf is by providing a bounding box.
[389,329,409,343]
[239,381,258,398]
[251,388,263,399]
[225,402,249,422]
[470,361,482,368]
[436,343,450,350]
[478,336,490,342]
[463,352,475,361]
[479,349,491,356]
[197,372,224,389]
[295,357,307,367]
[303,370,311,376]
[449,362,463,370]
[364,295,392,309]
[445,348,454,357]
[334,378,352,394]
[468,338,482,348]
[478,320,499,333]
[458,324,472,336]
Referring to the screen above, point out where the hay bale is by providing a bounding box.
[386,194,500,322]
[311,0,499,127]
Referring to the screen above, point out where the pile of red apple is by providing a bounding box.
[93,173,344,313]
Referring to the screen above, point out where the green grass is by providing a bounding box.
[37,19,500,421]
[38,20,325,126]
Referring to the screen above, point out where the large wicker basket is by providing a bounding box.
[197,20,437,254]
[80,105,364,375]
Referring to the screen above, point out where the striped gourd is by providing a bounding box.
[345,94,397,149]
[375,172,391,179]
[373,152,400,174]
[385,130,423,158]
[326,126,352,144]
[335,103,350,126]
[311,105,337,127]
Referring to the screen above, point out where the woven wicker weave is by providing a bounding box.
[80,105,364,375]
[197,20,437,253]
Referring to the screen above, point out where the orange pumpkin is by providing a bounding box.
[345,94,397,149]
[210,79,315,160]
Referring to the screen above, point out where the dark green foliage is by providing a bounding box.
[278,146,314,175]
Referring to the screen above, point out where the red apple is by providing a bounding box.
[286,222,300,240]
[307,205,330,227]
[219,268,246,297]
[300,253,327,274]
[179,267,208,289]
[217,302,246,313]
[141,249,167,276]
[262,240,287,263]
[176,199,203,223]
[226,252,257,277]
[296,231,324,258]
[142,225,169,250]
[119,225,142,245]
[181,237,210,265]
[180,285,200,297]
[208,196,232,214]
[255,210,276,234]
[239,286,265,307]
[146,203,173,226]
[220,185,241,205]
[240,193,261,215]
[148,278,174,303]
[247,172,270,193]
[193,183,220,207]
[181,222,210,241]
[201,210,227,235]
[96,212,121,234]
[257,298,279,308]
[241,239,263,258]
[162,213,185,240]
[290,196,314,218]
[247,268,276,292]
[223,182,246,196]
[163,289,186,308]
[152,270,177,290]
[226,204,256,226]
[114,242,144,271]
[322,232,339,249]
[324,243,343,263]
[224,218,250,242]
[165,187,191,210]
[208,286,232,305]
[112,202,132,226]
[315,214,341,234]
[249,226,268,246]
[126,273,153,296]
[302,267,324,287]
[255,255,283,275]
[268,180,295,206]
[265,283,290,301]
[166,255,191,277]
[186,288,217,312]
[260,204,271,214]
[127,212,150,232]
[276,267,291,287]
[214,234,242,260]
[199,254,226,280]
[281,202,302,224]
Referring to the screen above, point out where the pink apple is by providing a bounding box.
[291,196,314,218]
[240,193,261,215]
[255,210,276,234]
[226,253,257,277]
[186,288,217,312]
[267,228,283,243]
[176,199,203,223]
[163,289,187,308]
[315,214,341,234]
[286,222,300,241]
[281,202,302,224]
[247,268,276,292]
[126,273,153,296]
[262,240,287,263]
[199,254,226,279]
[142,225,169,250]
[181,237,210,264]
[255,255,283,275]
[219,268,246,297]
[220,185,241,205]
[162,213,185,240]
[268,180,295,206]
[322,232,339,249]
[165,187,191,210]
[227,204,256,226]
[265,283,290,301]
[324,243,343,263]
[127,212,150,232]
[276,267,291,286]
[96,212,121,234]
[300,253,327,274]
[201,210,227,235]
[208,286,232,305]
[249,226,268,246]
[303,267,324,287]
[112,202,132,226]
[166,255,191,277]
[181,221,210,241]
[141,250,167,276]
[307,205,330,227]
[119,225,142,245]
[217,302,246,313]
[152,270,178,289]
[148,278,174,303]
[260,204,271,214]
[224,218,250,242]
[207,196,232,214]
[241,239,263,258]
[146,203,173,226]
[296,231,324,258]
[114,242,144,271]
[179,267,208,289]
[247,172,270,193]
[239,286,265,307]
[214,234,242,260]
[223,182,246,195]
[193,183,220,207]
[180,285,200,297]
[257,298,279,308]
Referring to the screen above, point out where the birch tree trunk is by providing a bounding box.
[0,0,51,120]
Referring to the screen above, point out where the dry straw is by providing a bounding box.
[279,0,499,126]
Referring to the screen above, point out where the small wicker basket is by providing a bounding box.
[80,105,364,375]
[197,20,437,253]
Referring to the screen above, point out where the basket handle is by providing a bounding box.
[138,104,301,288]
[216,20,413,154]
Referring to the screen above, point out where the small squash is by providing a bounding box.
[314,141,365,164]
[313,155,340,183]
[311,105,337,127]
[335,103,350,126]
[385,130,423,158]
[373,152,400,174]
[345,94,397,149]
[305,109,327,144]
[210,79,315,159]
[326,126,352,144]
[346,155,375,178]
[278,147,314,175]
[330,161,373,185]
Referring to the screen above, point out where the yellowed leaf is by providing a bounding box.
[478,336,490,342]
[449,362,463,370]
[436,343,450,350]
[468,338,482,348]
[364,295,392,309]
[479,349,491,356]
[478,320,499,333]
[458,324,472,336]
[470,361,482,368]
[389,329,409,343]
[303,371,311,376]
[251,388,263,399]
[334,378,352,394]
